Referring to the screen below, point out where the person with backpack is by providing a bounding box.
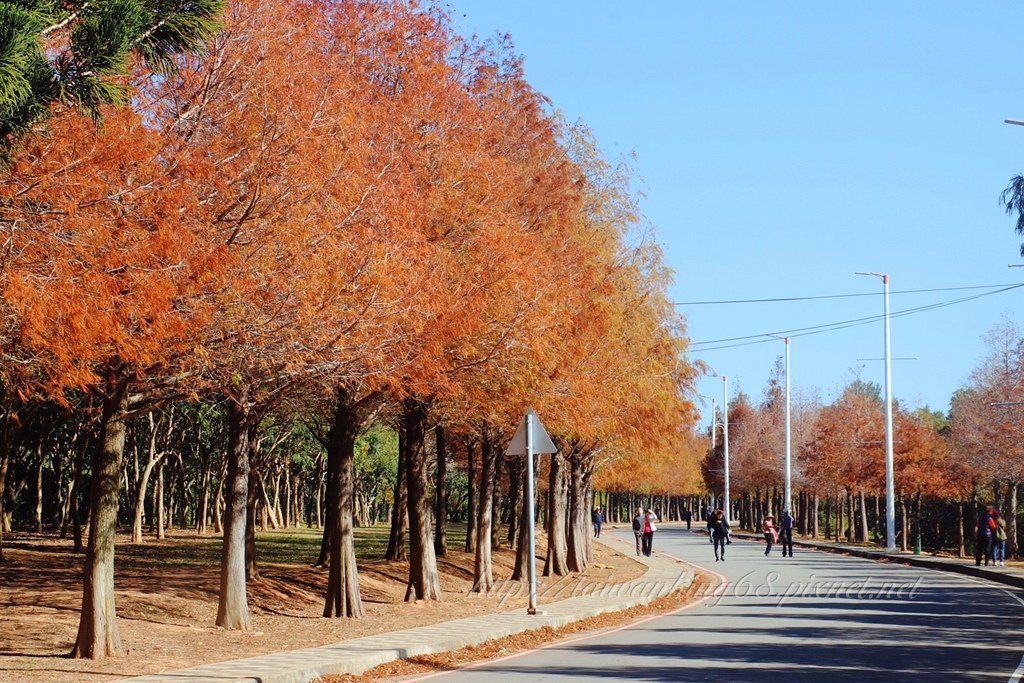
[632,507,645,556]
[993,508,1008,567]
[779,509,795,557]
[975,505,996,567]
[709,509,730,562]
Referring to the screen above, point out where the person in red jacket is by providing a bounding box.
[641,509,659,556]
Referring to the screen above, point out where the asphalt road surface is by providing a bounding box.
[409,526,1024,682]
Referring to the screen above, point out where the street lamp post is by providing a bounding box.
[699,395,718,512]
[856,271,897,552]
[770,336,792,514]
[722,375,730,522]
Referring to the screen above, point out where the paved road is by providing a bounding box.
[407,526,1024,682]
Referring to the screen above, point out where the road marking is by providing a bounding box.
[1010,654,1024,683]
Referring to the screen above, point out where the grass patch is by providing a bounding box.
[108,521,481,571]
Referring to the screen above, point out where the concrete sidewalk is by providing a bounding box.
[128,534,693,683]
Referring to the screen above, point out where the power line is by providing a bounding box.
[689,283,1024,352]
[673,282,1024,306]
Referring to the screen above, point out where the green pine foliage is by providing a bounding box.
[0,0,224,160]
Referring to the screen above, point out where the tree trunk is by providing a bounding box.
[212,458,225,534]
[156,463,166,540]
[131,454,162,544]
[258,477,278,530]
[215,393,252,630]
[314,467,323,529]
[385,429,409,562]
[900,497,909,552]
[859,490,869,544]
[471,428,496,593]
[284,467,291,528]
[812,494,819,538]
[323,386,364,618]
[131,413,167,544]
[505,455,522,548]
[544,450,569,576]
[566,446,594,572]
[0,413,11,562]
[491,446,505,548]
[34,443,44,533]
[511,471,530,581]
[433,425,448,558]
[196,453,211,535]
[403,397,441,601]
[245,423,260,582]
[464,438,477,554]
[64,426,90,551]
[71,371,130,659]
[957,501,966,557]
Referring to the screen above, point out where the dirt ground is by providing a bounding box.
[0,527,646,682]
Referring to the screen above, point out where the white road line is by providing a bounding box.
[1009,654,1024,683]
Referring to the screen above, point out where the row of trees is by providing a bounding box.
[699,317,1024,557]
[0,0,697,661]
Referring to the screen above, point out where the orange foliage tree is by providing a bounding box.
[0,105,226,657]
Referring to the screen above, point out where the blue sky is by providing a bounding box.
[452,3,1024,425]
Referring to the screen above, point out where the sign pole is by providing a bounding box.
[504,407,555,616]
[526,413,537,615]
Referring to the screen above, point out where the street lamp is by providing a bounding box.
[698,394,718,513]
[706,374,731,520]
[855,271,897,552]
[721,375,731,522]
[770,335,792,515]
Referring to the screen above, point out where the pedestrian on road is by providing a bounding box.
[683,508,693,530]
[975,505,996,567]
[779,509,795,557]
[592,506,605,538]
[710,509,730,562]
[641,509,658,556]
[632,507,645,556]
[993,509,1007,567]
[762,513,779,556]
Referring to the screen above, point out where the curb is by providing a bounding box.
[128,536,693,682]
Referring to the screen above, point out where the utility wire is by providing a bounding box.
[674,282,1024,306]
[689,283,1024,352]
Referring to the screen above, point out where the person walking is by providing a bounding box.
[641,509,658,556]
[993,509,1007,567]
[779,509,795,557]
[592,506,605,538]
[975,505,996,567]
[762,513,779,556]
[683,508,693,530]
[710,509,730,562]
[632,507,645,556]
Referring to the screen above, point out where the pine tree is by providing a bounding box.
[0,0,223,159]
